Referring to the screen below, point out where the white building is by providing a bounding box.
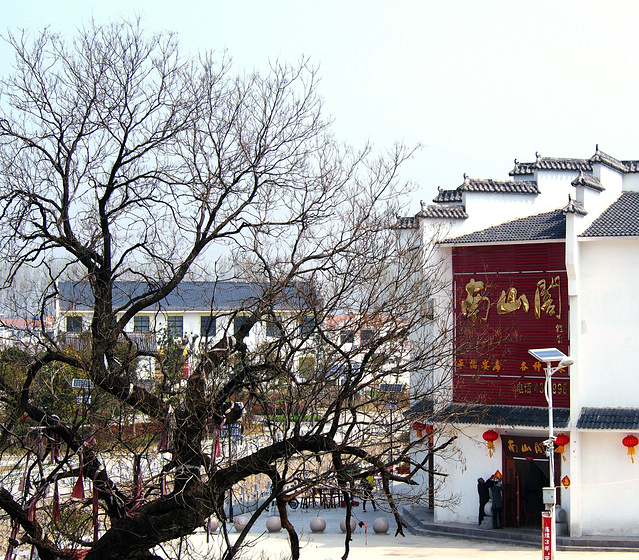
[55,280,314,380]
[403,147,639,537]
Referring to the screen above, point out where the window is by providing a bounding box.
[200,315,216,337]
[425,298,435,320]
[266,316,282,338]
[299,315,315,336]
[360,328,374,345]
[167,315,183,338]
[340,329,355,345]
[233,315,252,336]
[134,316,150,333]
[66,316,82,333]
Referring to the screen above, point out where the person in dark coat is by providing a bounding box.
[477,477,494,525]
[490,478,504,529]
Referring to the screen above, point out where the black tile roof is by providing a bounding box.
[571,171,604,192]
[396,216,419,229]
[562,196,588,216]
[438,403,570,428]
[443,209,566,244]
[589,150,628,173]
[577,407,639,430]
[510,149,639,176]
[580,192,639,237]
[418,205,468,219]
[458,177,539,195]
[433,188,463,203]
[510,157,592,176]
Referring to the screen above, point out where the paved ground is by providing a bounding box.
[192,504,639,560]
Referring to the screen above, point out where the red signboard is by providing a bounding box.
[542,511,553,560]
[453,243,570,408]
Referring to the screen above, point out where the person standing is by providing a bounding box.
[361,475,378,512]
[477,477,493,525]
[490,478,504,529]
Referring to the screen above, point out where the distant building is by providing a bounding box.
[402,147,639,537]
[55,280,315,380]
[0,317,53,351]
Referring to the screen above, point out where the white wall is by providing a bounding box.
[580,431,639,535]
[578,238,639,408]
[433,426,503,524]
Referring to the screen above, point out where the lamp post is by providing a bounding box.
[528,348,574,560]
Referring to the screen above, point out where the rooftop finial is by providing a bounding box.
[596,143,599,152]
[535,151,540,160]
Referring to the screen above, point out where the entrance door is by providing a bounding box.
[504,456,553,527]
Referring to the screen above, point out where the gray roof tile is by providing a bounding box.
[589,150,627,173]
[562,196,588,216]
[439,404,569,428]
[510,157,592,176]
[433,188,463,203]
[444,209,565,244]
[580,192,639,237]
[418,205,468,219]
[510,149,639,176]
[58,280,305,312]
[396,216,419,229]
[577,407,639,430]
[571,171,604,192]
[458,177,539,195]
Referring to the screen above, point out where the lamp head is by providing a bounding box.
[558,357,574,368]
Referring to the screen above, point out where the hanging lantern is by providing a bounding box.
[622,435,638,463]
[412,422,434,438]
[482,430,499,457]
[554,433,570,461]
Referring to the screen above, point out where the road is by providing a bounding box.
[190,506,639,560]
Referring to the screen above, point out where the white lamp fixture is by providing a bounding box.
[527,347,574,560]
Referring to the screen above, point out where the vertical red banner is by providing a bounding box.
[542,511,553,560]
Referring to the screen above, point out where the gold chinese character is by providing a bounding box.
[461,279,491,322]
[457,358,465,369]
[481,360,490,371]
[497,287,529,314]
[535,276,561,319]
[492,360,501,372]
[507,439,519,453]
[533,361,542,372]
[521,444,532,453]
[520,361,528,371]
[469,359,478,370]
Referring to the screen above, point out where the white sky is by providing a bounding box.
[3,0,639,213]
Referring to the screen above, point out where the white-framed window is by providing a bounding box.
[134,315,150,333]
[266,315,282,338]
[340,329,355,345]
[66,316,82,333]
[360,328,374,345]
[167,315,183,338]
[200,315,216,337]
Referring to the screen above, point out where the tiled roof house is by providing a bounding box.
[401,146,639,538]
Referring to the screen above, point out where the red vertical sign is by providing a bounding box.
[542,511,553,560]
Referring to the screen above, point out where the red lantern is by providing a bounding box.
[412,422,434,438]
[554,433,570,461]
[622,435,638,463]
[482,430,499,457]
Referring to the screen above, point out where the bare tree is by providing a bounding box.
[0,20,455,560]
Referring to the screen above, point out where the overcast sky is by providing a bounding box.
[3,1,639,213]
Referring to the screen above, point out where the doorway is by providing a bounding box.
[501,435,559,528]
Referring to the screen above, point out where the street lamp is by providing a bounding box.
[528,348,574,560]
